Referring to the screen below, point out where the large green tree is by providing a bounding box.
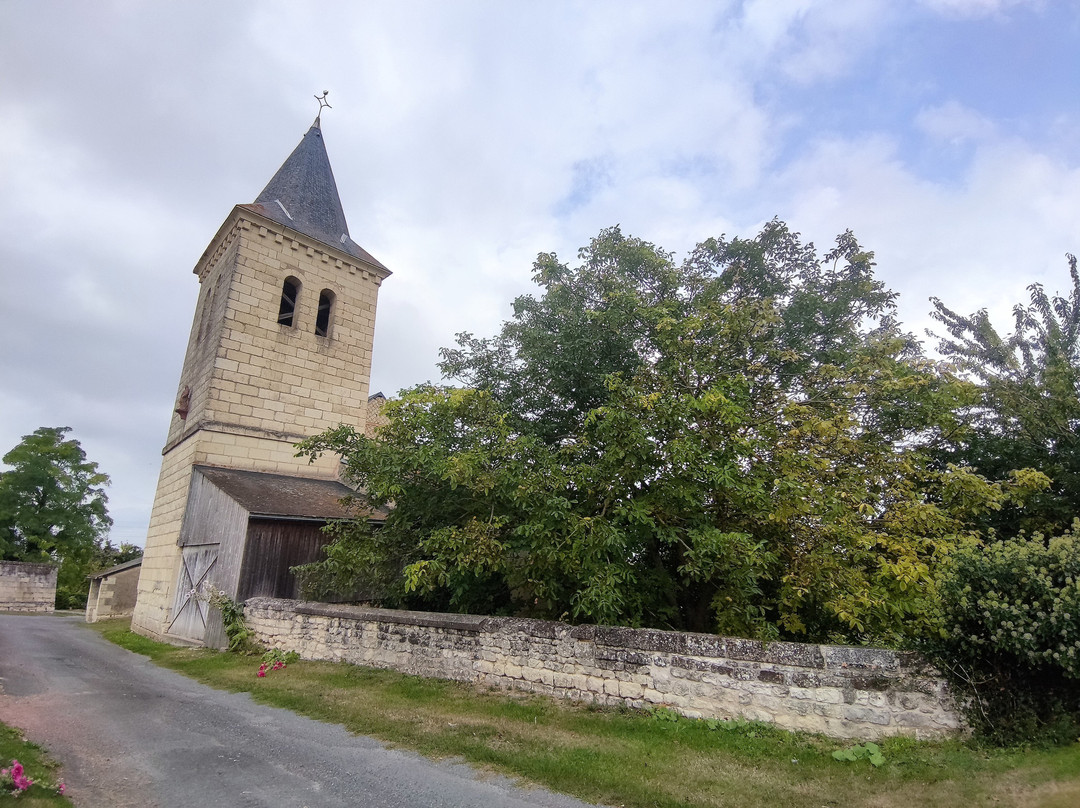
[300,223,1043,644]
[440,229,683,446]
[930,255,1080,535]
[0,427,113,607]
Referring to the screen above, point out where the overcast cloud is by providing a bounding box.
[1,0,1078,546]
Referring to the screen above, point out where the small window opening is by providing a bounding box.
[315,289,334,337]
[278,278,300,327]
[197,286,213,343]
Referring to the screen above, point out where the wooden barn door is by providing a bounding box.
[167,544,219,642]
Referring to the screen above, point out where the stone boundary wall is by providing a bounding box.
[0,561,57,613]
[245,598,963,740]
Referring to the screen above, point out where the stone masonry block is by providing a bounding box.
[841,705,892,726]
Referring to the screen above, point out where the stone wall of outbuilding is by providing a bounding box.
[86,561,142,623]
[244,597,964,741]
[0,561,57,613]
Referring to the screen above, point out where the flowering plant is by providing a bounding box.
[256,659,287,677]
[195,583,260,654]
[256,648,299,677]
[0,758,65,798]
[2,760,33,793]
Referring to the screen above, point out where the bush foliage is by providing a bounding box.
[929,522,1080,745]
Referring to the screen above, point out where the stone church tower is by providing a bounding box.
[131,113,390,645]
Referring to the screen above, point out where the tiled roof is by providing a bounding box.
[248,120,387,271]
[194,465,386,521]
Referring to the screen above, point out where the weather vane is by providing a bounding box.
[314,90,331,125]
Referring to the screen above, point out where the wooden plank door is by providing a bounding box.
[167,544,219,643]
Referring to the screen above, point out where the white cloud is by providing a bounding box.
[917,0,1043,20]
[916,101,997,144]
[726,0,893,83]
[770,129,1080,347]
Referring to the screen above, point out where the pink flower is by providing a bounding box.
[57,781,66,795]
[10,762,22,780]
[257,668,266,677]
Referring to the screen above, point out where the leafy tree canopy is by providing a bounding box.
[300,222,1046,644]
[930,255,1080,535]
[94,541,143,569]
[0,427,113,606]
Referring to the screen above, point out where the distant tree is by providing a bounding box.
[300,223,1044,645]
[0,427,112,607]
[93,541,142,569]
[930,255,1080,535]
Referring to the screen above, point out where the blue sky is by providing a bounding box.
[1,0,1078,546]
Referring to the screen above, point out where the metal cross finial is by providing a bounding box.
[314,90,332,125]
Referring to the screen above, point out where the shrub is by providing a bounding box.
[54,586,87,611]
[928,521,1080,745]
[204,589,261,654]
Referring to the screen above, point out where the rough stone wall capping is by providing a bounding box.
[294,601,486,633]
[244,597,965,741]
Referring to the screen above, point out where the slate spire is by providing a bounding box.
[249,118,386,269]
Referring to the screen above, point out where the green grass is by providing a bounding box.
[89,618,1080,808]
[0,723,71,806]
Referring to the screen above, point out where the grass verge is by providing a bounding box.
[0,723,71,806]
[88,618,1080,808]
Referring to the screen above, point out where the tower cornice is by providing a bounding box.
[194,205,392,284]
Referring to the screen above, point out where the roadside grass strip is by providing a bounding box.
[0,723,70,806]
[89,619,1080,808]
